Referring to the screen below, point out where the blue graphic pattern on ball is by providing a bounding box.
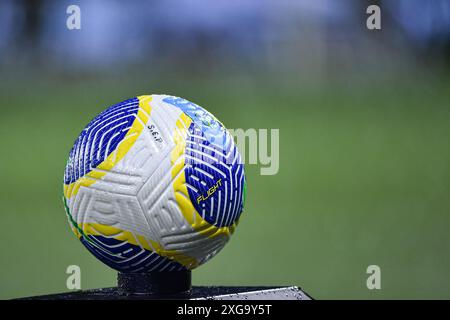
[163,96,227,147]
[163,96,245,227]
[64,98,139,184]
[81,235,186,272]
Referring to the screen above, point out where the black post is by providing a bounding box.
[117,271,192,296]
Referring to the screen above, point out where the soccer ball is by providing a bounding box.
[63,95,246,272]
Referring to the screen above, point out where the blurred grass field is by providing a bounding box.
[0,69,449,299]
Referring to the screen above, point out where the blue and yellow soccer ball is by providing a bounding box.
[63,95,246,272]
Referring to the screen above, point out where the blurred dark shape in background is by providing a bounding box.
[0,0,449,75]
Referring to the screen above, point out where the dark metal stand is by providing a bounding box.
[18,271,312,300]
[118,271,191,295]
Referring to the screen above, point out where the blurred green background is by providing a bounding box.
[1,0,450,299]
